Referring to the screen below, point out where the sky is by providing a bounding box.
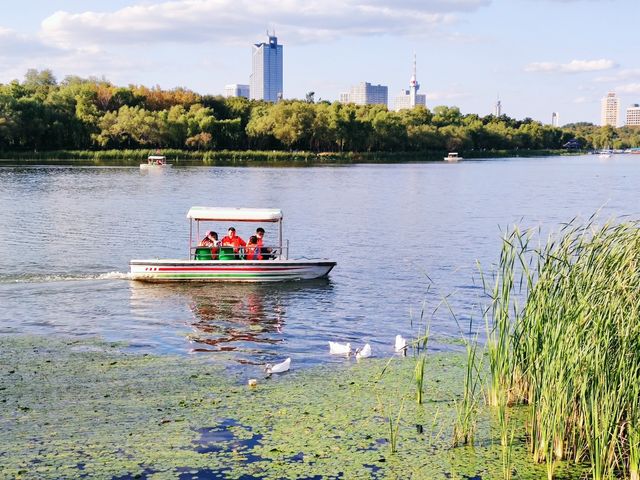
[0,0,638,125]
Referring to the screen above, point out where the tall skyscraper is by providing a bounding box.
[224,84,250,99]
[494,98,502,116]
[601,92,619,127]
[250,33,283,102]
[626,104,640,126]
[551,112,560,127]
[340,82,388,106]
[393,55,426,111]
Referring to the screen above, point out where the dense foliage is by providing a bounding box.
[1,69,638,153]
[489,221,640,480]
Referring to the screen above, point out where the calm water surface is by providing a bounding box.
[1,155,638,370]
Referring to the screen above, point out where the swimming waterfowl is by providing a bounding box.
[395,335,408,355]
[265,357,291,375]
[329,341,352,356]
[355,343,372,359]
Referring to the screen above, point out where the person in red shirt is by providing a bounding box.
[245,235,259,260]
[221,227,246,259]
[255,227,273,260]
[197,231,219,259]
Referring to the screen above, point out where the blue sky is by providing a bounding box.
[1,0,638,125]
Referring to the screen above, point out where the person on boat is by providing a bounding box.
[198,231,219,259]
[221,227,246,259]
[245,235,260,260]
[255,227,273,260]
[199,231,218,247]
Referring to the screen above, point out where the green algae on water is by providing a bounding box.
[0,335,586,479]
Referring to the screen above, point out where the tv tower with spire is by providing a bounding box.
[393,54,427,111]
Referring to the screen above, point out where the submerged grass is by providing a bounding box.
[0,335,586,479]
[487,218,640,479]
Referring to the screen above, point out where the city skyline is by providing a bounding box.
[0,0,638,125]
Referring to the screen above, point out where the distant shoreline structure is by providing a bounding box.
[0,148,584,166]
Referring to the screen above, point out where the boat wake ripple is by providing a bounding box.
[0,271,132,284]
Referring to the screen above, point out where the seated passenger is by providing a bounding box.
[197,231,219,259]
[245,235,259,260]
[221,227,246,259]
[255,227,273,260]
[199,231,219,247]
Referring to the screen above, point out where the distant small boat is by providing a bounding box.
[598,147,612,159]
[444,152,462,162]
[140,155,172,170]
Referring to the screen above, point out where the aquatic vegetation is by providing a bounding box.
[0,335,586,479]
[413,303,431,405]
[487,219,640,479]
[453,338,482,447]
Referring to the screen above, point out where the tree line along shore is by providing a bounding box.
[1,69,639,158]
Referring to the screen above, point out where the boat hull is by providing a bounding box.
[140,164,172,170]
[129,259,336,283]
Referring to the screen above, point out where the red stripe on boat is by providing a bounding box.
[157,266,306,272]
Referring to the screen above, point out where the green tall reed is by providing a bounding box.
[453,337,482,446]
[486,219,640,479]
[414,301,431,405]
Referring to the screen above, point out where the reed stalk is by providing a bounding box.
[453,337,482,446]
[388,397,406,454]
[485,218,640,479]
[414,307,432,404]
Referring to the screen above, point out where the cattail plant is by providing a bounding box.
[486,219,640,479]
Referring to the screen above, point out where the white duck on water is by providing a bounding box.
[265,357,291,375]
[355,343,372,360]
[395,335,408,355]
[329,341,352,356]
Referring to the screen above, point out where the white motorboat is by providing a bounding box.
[140,155,172,170]
[444,152,462,162]
[129,207,336,283]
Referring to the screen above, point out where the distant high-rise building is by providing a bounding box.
[601,92,619,127]
[551,112,560,127]
[494,98,502,116]
[393,55,426,111]
[250,33,283,102]
[626,104,640,126]
[224,84,250,99]
[340,82,388,106]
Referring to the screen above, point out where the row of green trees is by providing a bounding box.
[1,69,638,153]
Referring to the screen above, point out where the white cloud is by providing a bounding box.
[594,68,640,83]
[0,27,62,58]
[40,0,489,47]
[525,59,617,73]
[617,83,640,94]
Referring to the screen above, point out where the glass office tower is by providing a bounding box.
[250,34,283,102]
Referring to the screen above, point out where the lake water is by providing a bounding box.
[1,155,638,370]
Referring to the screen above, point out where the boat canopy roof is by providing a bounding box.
[187,207,283,222]
[148,155,166,160]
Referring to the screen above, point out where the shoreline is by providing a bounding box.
[0,148,579,166]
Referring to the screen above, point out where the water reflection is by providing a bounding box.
[128,280,335,365]
[187,284,285,357]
